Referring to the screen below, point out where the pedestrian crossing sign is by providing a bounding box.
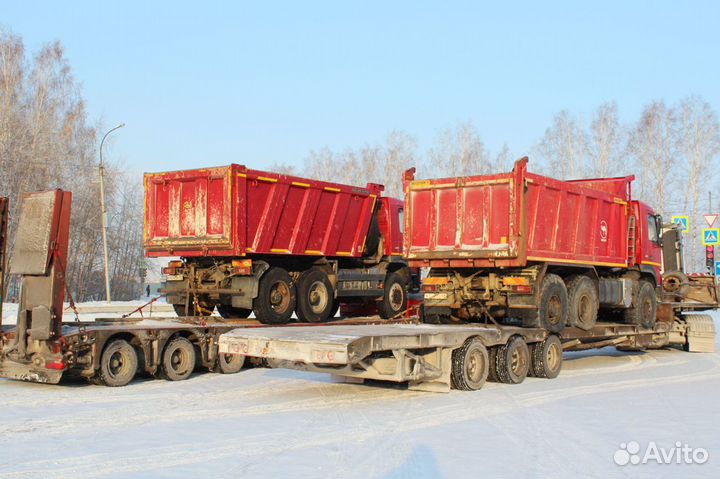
[671,216,689,233]
[702,228,720,246]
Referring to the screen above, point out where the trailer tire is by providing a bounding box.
[296,269,335,323]
[160,337,196,381]
[624,280,657,329]
[523,274,568,333]
[217,304,252,319]
[253,267,296,324]
[495,336,530,384]
[530,335,563,379]
[218,352,245,374]
[451,337,489,391]
[378,272,407,319]
[566,275,598,331]
[98,339,138,387]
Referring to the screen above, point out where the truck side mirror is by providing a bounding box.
[656,215,664,246]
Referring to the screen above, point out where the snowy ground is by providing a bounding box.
[0,306,718,478]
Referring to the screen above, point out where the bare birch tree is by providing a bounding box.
[428,121,489,177]
[587,101,627,177]
[536,110,587,179]
[628,100,679,216]
[677,96,720,271]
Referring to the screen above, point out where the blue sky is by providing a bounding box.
[2,1,718,174]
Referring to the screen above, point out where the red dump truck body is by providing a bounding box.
[404,158,635,269]
[145,165,383,258]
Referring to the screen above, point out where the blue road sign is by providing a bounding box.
[715,261,720,276]
[702,228,720,246]
[671,216,689,233]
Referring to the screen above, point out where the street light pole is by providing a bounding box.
[99,123,125,303]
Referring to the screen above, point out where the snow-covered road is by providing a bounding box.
[1,310,718,478]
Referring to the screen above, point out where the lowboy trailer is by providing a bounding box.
[218,311,715,393]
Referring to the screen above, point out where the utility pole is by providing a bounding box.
[99,123,125,303]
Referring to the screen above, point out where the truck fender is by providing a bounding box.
[230,261,270,310]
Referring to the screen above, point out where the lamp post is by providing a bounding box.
[99,123,125,303]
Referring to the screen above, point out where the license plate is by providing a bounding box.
[424,292,448,300]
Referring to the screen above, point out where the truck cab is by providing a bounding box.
[632,200,663,284]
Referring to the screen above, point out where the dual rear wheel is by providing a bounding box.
[452,335,563,391]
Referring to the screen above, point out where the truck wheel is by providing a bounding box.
[218,352,245,374]
[495,336,530,384]
[173,303,195,317]
[378,272,407,318]
[217,304,252,319]
[160,337,196,381]
[566,275,598,331]
[523,274,568,333]
[662,271,689,298]
[98,339,138,387]
[624,280,657,329]
[296,269,334,323]
[451,337,489,391]
[530,335,563,379]
[253,267,296,324]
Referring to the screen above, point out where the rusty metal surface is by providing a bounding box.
[404,158,658,270]
[144,165,389,259]
[9,191,58,275]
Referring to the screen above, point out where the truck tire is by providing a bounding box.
[217,304,252,319]
[662,271,689,298]
[378,272,407,318]
[451,337,489,391]
[530,335,563,379]
[253,267,296,324]
[160,337,196,381]
[173,303,195,317]
[495,336,530,384]
[566,275,598,331]
[218,352,245,374]
[97,339,138,387]
[296,269,335,323]
[624,280,657,329]
[522,274,568,333]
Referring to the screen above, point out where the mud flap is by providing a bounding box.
[685,314,716,353]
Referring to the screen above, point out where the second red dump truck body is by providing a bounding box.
[145,165,400,258]
[404,157,656,270]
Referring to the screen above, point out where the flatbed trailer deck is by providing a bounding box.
[0,315,415,385]
[218,314,716,392]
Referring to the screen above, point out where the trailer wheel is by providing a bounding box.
[495,336,530,384]
[530,335,563,379]
[98,339,138,387]
[160,337,196,381]
[451,338,489,391]
[218,352,245,374]
[378,272,407,318]
[566,275,598,331]
[523,274,568,333]
[296,269,334,323]
[217,305,252,319]
[253,267,296,324]
[624,280,657,329]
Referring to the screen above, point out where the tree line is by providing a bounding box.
[276,99,719,273]
[0,31,144,302]
[2,31,719,306]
